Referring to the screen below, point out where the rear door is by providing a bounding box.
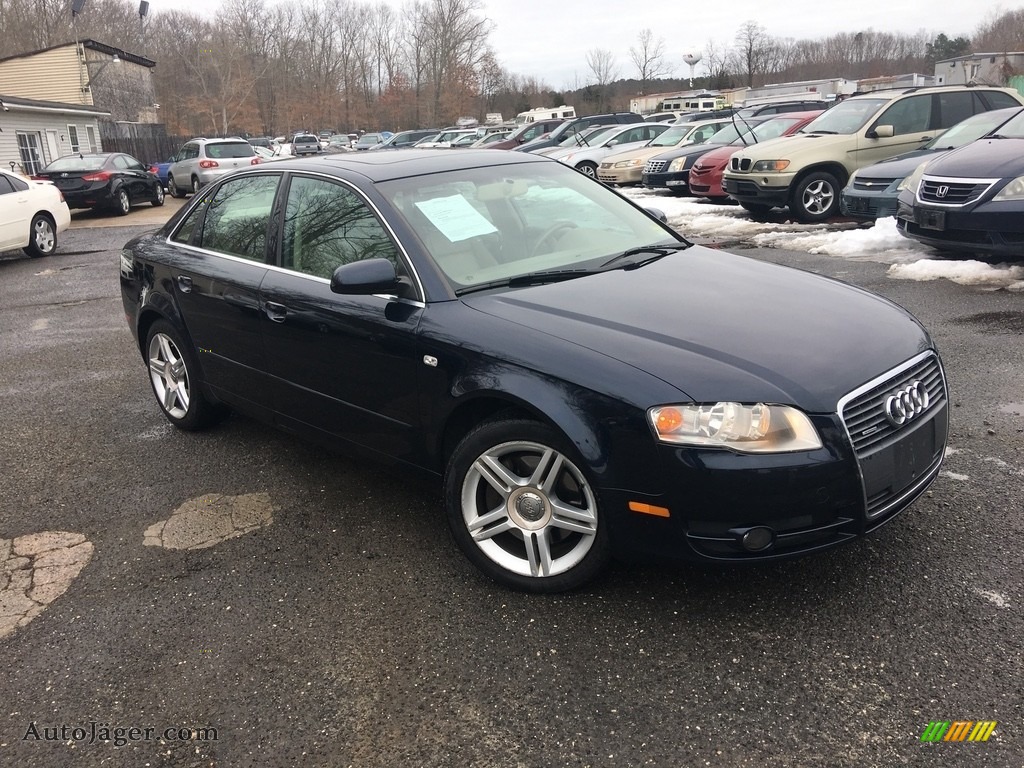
[164,172,282,412]
[0,173,27,249]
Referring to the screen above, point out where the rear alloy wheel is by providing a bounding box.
[445,419,610,592]
[168,175,185,199]
[115,187,131,216]
[152,184,165,207]
[575,161,598,178]
[791,171,840,223]
[191,177,201,195]
[23,213,56,258]
[145,320,226,431]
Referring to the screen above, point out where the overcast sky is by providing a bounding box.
[151,0,1013,89]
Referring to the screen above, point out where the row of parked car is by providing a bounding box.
[491,85,1024,258]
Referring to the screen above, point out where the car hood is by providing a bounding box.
[461,246,929,412]
[856,149,943,179]
[650,141,733,163]
[919,137,1024,178]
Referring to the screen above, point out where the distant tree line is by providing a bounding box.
[0,0,1021,136]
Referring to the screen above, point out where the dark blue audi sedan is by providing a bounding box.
[120,149,948,592]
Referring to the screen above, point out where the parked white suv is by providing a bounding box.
[722,85,1024,221]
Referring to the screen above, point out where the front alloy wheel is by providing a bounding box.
[792,171,840,223]
[152,184,165,206]
[445,420,610,592]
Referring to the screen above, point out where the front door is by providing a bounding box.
[258,174,424,460]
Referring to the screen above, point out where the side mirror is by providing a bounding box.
[644,207,668,223]
[868,125,894,139]
[330,258,400,295]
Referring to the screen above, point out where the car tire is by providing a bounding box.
[191,177,201,196]
[791,171,840,223]
[114,187,131,216]
[168,175,185,199]
[145,320,227,431]
[575,161,598,178]
[152,184,165,207]
[23,213,57,258]
[444,418,611,592]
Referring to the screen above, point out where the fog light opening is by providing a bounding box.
[739,526,775,552]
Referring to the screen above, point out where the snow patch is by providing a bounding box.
[939,471,969,481]
[887,259,1024,289]
[973,589,1010,609]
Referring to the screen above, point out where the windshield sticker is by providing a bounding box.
[415,195,498,242]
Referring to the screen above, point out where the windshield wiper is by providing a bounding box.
[455,269,598,296]
[599,243,690,270]
[809,130,838,135]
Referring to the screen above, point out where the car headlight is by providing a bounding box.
[648,402,823,453]
[615,159,644,168]
[750,160,790,172]
[668,157,690,172]
[993,175,1024,201]
[896,160,930,193]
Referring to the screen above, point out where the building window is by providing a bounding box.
[16,132,44,175]
[68,125,80,153]
[86,126,98,152]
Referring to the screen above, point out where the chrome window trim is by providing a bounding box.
[915,175,1000,207]
[163,168,426,302]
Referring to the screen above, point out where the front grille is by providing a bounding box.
[918,177,996,206]
[840,353,946,457]
[690,166,711,178]
[644,160,668,174]
[852,176,897,191]
[730,157,752,171]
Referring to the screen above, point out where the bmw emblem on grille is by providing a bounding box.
[884,380,929,426]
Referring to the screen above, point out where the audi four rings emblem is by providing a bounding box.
[884,380,929,426]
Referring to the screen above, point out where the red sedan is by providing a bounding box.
[688,111,823,200]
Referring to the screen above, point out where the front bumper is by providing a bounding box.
[896,199,1024,255]
[598,166,643,185]
[642,170,689,191]
[606,351,948,564]
[721,172,795,207]
[688,166,726,198]
[841,188,900,219]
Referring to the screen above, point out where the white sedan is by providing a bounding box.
[0,169,71,257]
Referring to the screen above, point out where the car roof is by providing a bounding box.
[245,148,548,182]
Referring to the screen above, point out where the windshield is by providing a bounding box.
[379,162,680,293]
[929,108,1023,146]
[649,124,697,146]
[749,116,806,141]
[45,155,106,171]
[992,110,1024,138]
[567,125,619,147]
[356,134,380,145]
[705,122,760,145]
[801,98,887,134]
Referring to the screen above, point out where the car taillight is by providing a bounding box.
[250,158,262,165]
[148,166,159,174]
[199,159,219,169]
[82,171,113,182]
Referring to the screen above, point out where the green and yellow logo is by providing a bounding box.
[920,721,997,742]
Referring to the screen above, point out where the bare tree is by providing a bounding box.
[629,29,671,92]
[586,48,618,111]
[703,39,734,90]
[733,20,775,87]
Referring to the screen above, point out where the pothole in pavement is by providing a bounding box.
[0,532,94,640]
[144,492,274,550]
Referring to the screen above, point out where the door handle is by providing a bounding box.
[264,301,288,323]
[176,275,193,293]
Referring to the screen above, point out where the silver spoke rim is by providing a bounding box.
[461,439,597,579]
[148,332,190,419]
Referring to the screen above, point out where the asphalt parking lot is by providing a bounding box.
[1,200,1022,767]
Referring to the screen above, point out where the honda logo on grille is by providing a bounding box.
[934,185,949,198]
[884,380,930,426]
